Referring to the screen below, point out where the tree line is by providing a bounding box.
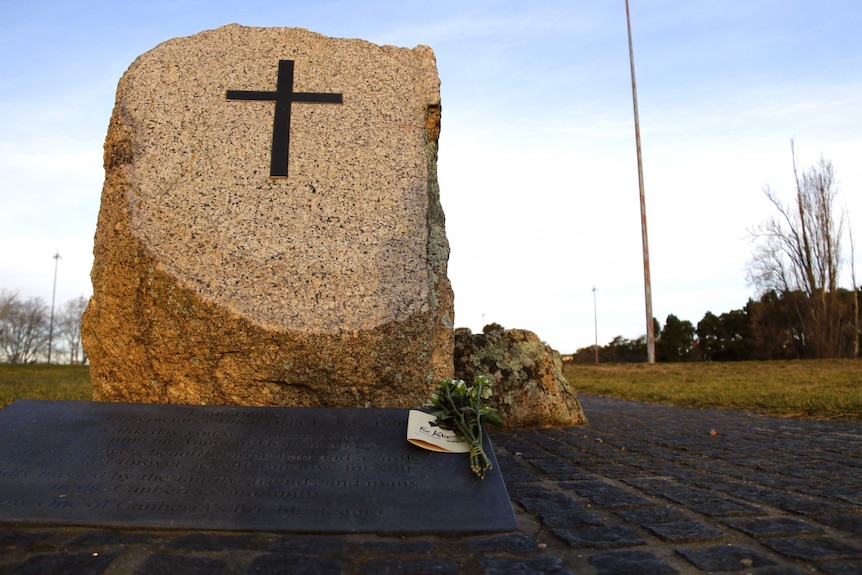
[575,142,859,363]
[572,286,862,363]
[0,290,88,364]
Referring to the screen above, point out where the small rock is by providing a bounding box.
[454,325,588,429]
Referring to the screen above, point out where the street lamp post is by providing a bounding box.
[592,285,599,364]
[48,251,61,364]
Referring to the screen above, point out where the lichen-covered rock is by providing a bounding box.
[81,25,453,408]
[454,326,587,429]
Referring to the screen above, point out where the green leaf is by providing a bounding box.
[482,410,504,427]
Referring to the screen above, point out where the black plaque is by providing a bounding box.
[0,400,517,533]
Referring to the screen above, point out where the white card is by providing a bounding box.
[406,410,471,453]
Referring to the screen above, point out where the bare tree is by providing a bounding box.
[56,296,89,364]
[849,223,859,358]
[0,290,50,363]
[747,141,850,358]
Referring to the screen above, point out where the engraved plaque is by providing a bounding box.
[0,401,516,533]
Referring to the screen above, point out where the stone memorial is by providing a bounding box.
[82,25,454,408]
[0,400,517,533]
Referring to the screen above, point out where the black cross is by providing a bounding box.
[226,60,343,178]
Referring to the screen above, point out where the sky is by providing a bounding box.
[1,0,861,354]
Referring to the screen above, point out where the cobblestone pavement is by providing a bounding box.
[1,394,860,574]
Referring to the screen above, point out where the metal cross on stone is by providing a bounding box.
[226,60,343,178]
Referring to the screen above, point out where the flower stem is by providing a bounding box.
[427,377,500,479]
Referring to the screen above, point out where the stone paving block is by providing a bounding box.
[588,550,678,575]
[533,429,582,446]
[268,535,346,555]
[495,457,541,483]
[730,487,842,515]
[677,459,730,473]
[541,428,579,440]
[551,526,644,549]
[661,469,710,484]
[761,536,862,561]
[689,499,765,518]
[814,513,862,535]
[687,476,747,494]
[521,505,603,529]
[166,533,267,551]
[640,520,726,544]
[356,557,457,575]
[494,440,557,461]
[67,530,164,548]
[817,559,862,575]
[717,484,775,503]
[801,485,862,505]
[246,554,342,575]
[529,459,592,480]
[746,567,809,575]
[359,540,435,554]
[516,492,603,528]
[5,551,119,575]
[516,432,565,453]
[506,482,553,500]
[629,447,676,460]
[725,517,825,537]
[506,491,547,511]
[764,494,843,515]
[466,533,538,554]
[655,486,720,506]
[491,437,543,457]
[675,544,777,571]
[582,464,639,479]
[620,478,676,496]
[616,506,689,526]
[135,553,226,575]
[754,473,811,491]
[0,530,54,550]
[559,480,651,509]
[479,555,571,575]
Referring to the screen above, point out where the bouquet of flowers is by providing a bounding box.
[426,375,503,479]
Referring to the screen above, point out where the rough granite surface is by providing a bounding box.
[82,25,454,407]
[454,327,588,429]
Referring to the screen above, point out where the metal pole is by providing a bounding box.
[625,0,656,363]
[48,250,61,364]
[593,286,599,364]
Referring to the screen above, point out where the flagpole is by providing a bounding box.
[625,0,656,363]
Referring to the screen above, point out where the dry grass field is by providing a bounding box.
[564,359,862,422]
[1,361,860,422]
[0,364,92,409]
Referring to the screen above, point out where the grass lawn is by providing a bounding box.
[564,359,862,422]
[0,364,92,409]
